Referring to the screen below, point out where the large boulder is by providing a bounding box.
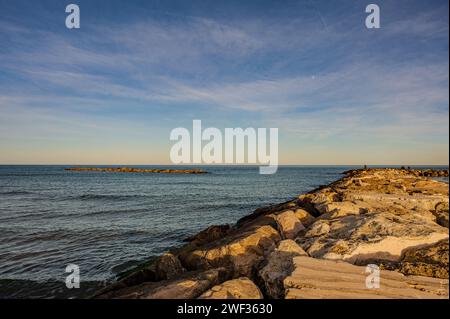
[275,210,305,239]
[236,200,299,227]
[297,169,449,266]
[96,268,230,299]
[178,225,281,277]
[433,202,449,228]
[198,277,263,299]
[284,256,448,299]
[258,239,307,298]
[93,252,185,297]
[299,211,448,264]
[304,220,330,238]
[154,252,186,280]
[293,208,316,227]
[315,201,365,219]
[381,239,449,279]
[184,225,231,246]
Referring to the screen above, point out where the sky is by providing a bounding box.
[0,0,448,165]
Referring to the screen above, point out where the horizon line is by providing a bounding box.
[0,163,448,167]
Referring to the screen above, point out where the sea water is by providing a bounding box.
[0,165,447,298]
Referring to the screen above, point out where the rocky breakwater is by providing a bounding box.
[65,167,207,174]
[95,168,449,299]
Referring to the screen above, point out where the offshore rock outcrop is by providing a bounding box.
[95,168,449,299]
[65,167,207,174]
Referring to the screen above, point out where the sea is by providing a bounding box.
[0,165,447,298]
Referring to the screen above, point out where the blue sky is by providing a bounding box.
[0,0,448,165]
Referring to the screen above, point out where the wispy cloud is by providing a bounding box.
[0,0,448,164]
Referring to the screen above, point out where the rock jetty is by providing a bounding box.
[65,167,207,174]
[95,168,449,299]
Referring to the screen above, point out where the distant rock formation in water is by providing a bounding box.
[64,167,208,174]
